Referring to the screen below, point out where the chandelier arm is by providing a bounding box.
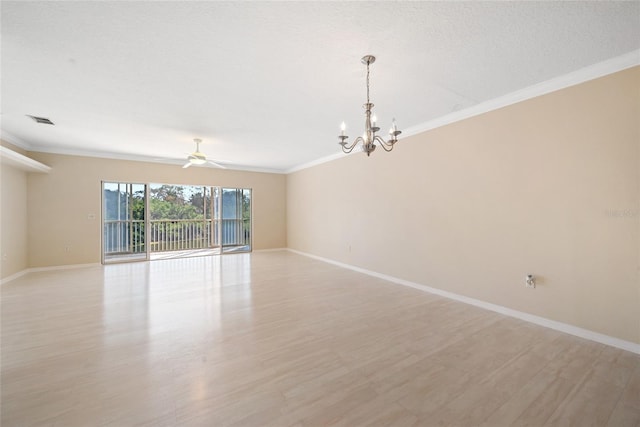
[341,136,364,153]
[374,135,395,152]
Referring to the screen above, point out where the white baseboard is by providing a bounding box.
[4,250,638,354]
[1,263,102,285]
[286,248,640,355]
[27,263,101,273]
[0,269,29,285]
[1,251,292,284]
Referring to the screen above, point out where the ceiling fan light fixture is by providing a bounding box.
[182,138,226,169]
[189,158,207,165]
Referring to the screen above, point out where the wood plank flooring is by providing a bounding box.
[1,251,639,426]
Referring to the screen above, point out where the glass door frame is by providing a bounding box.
[101,181,150,264]
[221,187,252,253]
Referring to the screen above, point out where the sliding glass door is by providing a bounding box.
[102,183,251,263]
[102,182,148,263]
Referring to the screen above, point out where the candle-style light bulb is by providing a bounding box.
[371,115,377,125]
[340,121,346,136]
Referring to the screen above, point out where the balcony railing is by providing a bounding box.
[104,219,250,255]
[104,220,145,255]
[150,219,214,252]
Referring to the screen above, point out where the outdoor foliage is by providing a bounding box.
[150,185,209,220]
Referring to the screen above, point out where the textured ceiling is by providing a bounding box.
[2,1,639,172]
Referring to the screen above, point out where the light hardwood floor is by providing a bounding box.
[1,251,639,426]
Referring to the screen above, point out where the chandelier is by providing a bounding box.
[338,55,401,156]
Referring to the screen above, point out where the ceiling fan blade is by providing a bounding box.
[206,160,226,169]
[182,162,192,169]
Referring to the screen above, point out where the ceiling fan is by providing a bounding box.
[183,138,226,169]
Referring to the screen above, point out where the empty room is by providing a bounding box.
[1,1,639,426]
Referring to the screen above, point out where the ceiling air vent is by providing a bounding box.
[27,115,55,125]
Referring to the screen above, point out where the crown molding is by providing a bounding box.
[401,49,640,140]
[28,145,286,174]
[287,49,640,174]
[0,146,51,173]
[5,50,638,176]
[0,130,33,150]
[285,151,350,174]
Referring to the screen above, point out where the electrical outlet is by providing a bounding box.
[525,274,536,288]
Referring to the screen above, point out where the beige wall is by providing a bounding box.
[27,153,286,267]
[0,161,29,279]
[287,67,640,344]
